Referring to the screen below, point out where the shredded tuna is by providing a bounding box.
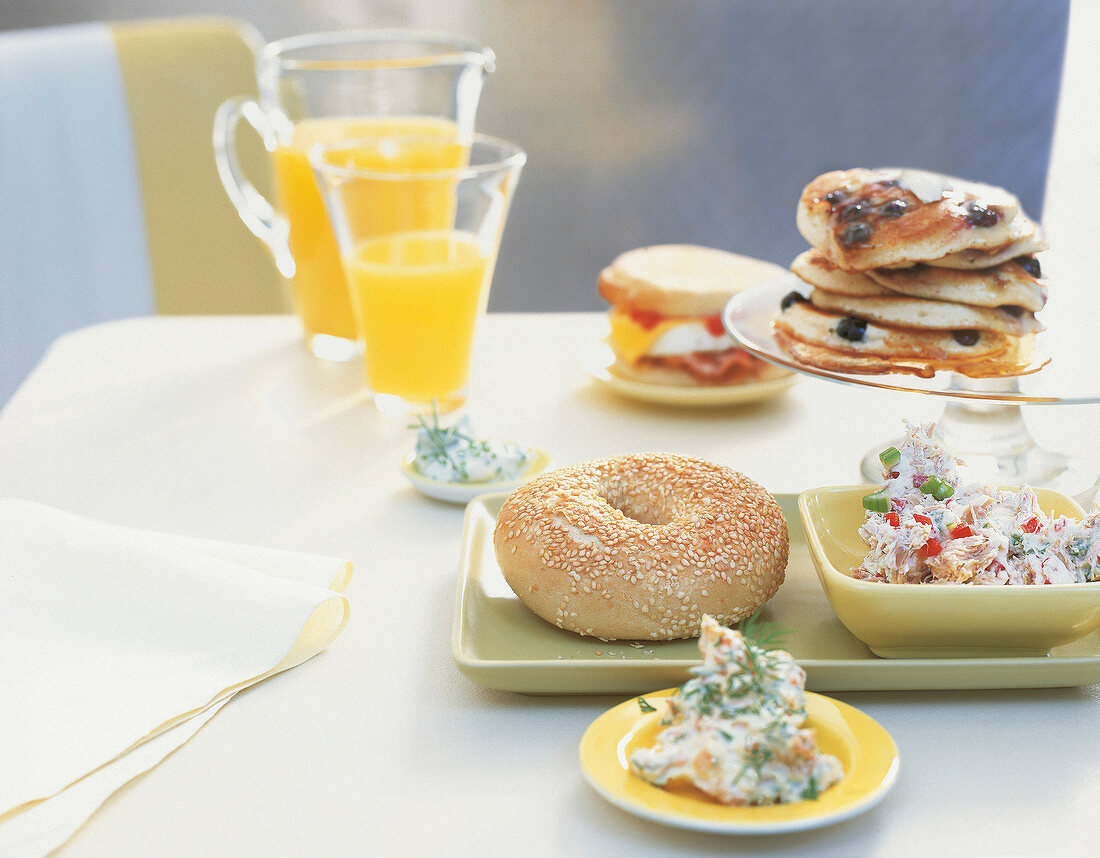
[855,422,1100,585]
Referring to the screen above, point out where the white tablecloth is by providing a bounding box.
[1,312,1098,856]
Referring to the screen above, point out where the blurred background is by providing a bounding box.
[1,0,1069,313]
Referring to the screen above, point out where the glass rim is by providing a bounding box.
[309,132,527,182]
[262,29,496,72]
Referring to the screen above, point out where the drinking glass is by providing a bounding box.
[311,134,525,415]
[214,30,495,360]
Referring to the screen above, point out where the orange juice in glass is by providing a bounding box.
[313,134,526,416]
[213,30,495,360]
[348,230,487,409]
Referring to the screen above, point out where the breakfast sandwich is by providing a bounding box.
[599,244,791,386]
[776,167,1049,379]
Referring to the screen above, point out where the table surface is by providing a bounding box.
[2,312,1099,857]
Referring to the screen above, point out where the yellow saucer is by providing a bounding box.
[579,689,899,834]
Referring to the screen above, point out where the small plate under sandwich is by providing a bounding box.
[579,342,797,407]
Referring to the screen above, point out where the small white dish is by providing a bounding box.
[401,448,553,505]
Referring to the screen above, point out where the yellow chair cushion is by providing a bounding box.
[111,17,287,315]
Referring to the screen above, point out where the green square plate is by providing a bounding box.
[452,493,1100,694]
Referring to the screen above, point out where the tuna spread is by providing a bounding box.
[857,421,1100,584]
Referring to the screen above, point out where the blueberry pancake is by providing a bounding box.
[925,229,1048,269]
[789,250,891,297]
[776,300,1011,361]
[777,167,1050,379]
[808,289,1043,338]
[771,328,1035,379]
[866,256,1047,312]
[796,168,1041,272]
[774,299,1037,379]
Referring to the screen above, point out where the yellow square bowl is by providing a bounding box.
[798,486,1100,658]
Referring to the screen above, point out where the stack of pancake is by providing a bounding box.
[774,168,1048,378]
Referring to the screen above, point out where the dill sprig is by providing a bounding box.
[409,401,474,480]
[736,610,792,651]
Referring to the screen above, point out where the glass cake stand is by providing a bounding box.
[723,273,1100,506]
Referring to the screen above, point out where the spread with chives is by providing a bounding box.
[411,411,533,484]
[628,615,843,805]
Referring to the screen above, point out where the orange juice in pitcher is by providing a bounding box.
[213,30,495,359]
[272,116,467,343]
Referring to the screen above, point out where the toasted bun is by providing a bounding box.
[493,453,788,641]
[598,244,786,317]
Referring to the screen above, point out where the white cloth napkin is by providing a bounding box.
[0,498,352,856]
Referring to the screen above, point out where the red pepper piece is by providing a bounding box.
[949,524,974,539]
[703,314,726,337]
[1022,516,1041,533]
[919,537,942,559]
[629,308,665,330]
[885,512,900,527]
[913,513,933,526]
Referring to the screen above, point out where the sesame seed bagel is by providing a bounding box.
[492,453,788,641]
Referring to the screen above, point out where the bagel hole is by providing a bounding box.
[606,495,672,526]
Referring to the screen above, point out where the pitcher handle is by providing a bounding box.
[213,97,294,277]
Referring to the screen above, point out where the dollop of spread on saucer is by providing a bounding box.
[629,615,843,805]
[412,414,532,483]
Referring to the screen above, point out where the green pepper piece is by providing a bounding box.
[1068,537,1090,558]
[862,487,890,513]
[879,446,902,469]
[919,475,954,500]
